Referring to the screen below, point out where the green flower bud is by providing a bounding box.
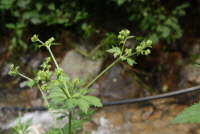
[73,78,79,84]
[46,57,51,62]
[125,30,130,36]
[118,35,122,39]
[119,31,123,35]
[41,84,48,90]
[31,35,39,42]
[55,68,63,77]
[49,37,55,42]
[47,65,51,70]
[125,48,132,54]
[145,49,151,55]
[146,40,152,47]
[10,64,14,70]
[136,46,142,51]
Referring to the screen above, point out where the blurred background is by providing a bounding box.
[1,0,200,133]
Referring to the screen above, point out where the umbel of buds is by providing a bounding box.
[136,40,152,55]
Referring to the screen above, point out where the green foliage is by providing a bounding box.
[1,0,89,51]
[123,0,190,43]
[12,113,33,134]
[167,102,200,126]
[1,0,191,52]
[9,29,152,133]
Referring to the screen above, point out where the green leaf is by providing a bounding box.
[22,11,33,20]
[120,56,127,61]
[157,25,171,38]
[36,2,43,11]
[30,17,42,25]
[106,46,121,58]
[126,36,135,39]
[81,95,102,107]
[167,102,200,126]
[81,88,98,95]
[26,80,35,88]
[73,93,80,98]
[64,98,77,111]
[126,58,137,66]
[49,97,65,106]
[51,43,60,46]
[195,64,200,68]
[5,23,15,29]
[73,98,90,113]
[47,91,67,99]
[48,3,55,10]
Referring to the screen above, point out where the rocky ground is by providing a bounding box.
[81,97,200,134]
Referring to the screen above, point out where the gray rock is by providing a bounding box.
[97,64,142,101]
[181,64,200,83]
[180,42,200,84]
[59,50,104,80]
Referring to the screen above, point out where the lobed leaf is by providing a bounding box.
[81,88,98,95]
[106,46,121,58]
[47,91,67,99]
[73,98,90,113]
[26,80,35,88]
[64,98,77,111]
[167,102,200,126]
[81,95,102,107]
[126,58,137,66]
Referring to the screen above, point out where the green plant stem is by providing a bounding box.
[37,84,64,134]
[18,73,33,81]
[120,43,125,57]
[80,57,121,94]
[47,47,59,69]
[68,112,72,134]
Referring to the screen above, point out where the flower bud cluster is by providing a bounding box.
[125,48,132,55]
[9,64,19,76]
[55,68,63,78]
[40,57,51,70]
[136,40,152,55]
[36,70,52,83]
[44,37,55,46]
[118,29,130,41]
[73,78,79,84]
